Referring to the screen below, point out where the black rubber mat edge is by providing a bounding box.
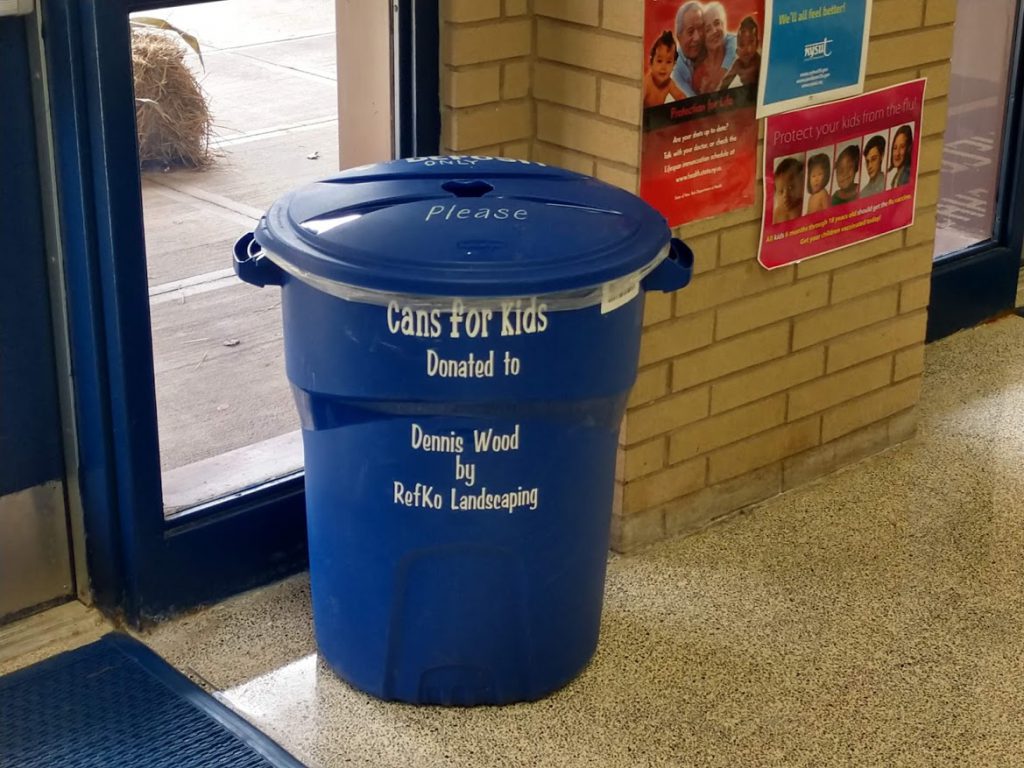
[0,632,307,768]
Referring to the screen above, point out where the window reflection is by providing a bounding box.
[933,0,1018,259]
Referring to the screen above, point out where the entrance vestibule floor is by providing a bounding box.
[6,315,1024,766]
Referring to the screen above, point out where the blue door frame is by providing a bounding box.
[43,0,438,623]
[0,17,65,504]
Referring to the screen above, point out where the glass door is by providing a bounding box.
[132,0,338,515]
[929,0,1024,340]
[43,0,437,621]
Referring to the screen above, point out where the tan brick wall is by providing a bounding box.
[613,0,952,551]
[439,0,955,552]
[440,0,534,157]
[533,3,644,185]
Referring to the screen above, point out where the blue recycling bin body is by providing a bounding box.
[235,157,692,706]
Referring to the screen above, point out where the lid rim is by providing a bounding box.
[254,159,671,297]
[263,243,672,306]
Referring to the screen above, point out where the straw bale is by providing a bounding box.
[132,28,212,168]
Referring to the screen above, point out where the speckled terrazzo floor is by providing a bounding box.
[142,314,1024,768]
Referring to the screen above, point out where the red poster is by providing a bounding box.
[640,0,765,227]
[759,79,927,270]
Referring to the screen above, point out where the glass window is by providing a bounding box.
[130,0,341,515]
[934,0,1019,259]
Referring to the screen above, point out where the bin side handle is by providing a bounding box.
[234,232,285,287]
[641,238,693,293]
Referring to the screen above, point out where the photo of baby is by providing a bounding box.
[831,140,862,206]
[860,132,887,197]
[803,149,833,215]
[773,154,805,224]
[644,30,687,107]
[718,15,761,90]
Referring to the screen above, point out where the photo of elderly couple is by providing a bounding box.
[644,0,762,108]
[771,123,916,225]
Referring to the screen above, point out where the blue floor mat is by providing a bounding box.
[0,633,305,767]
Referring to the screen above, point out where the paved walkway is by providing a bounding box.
[138,0,336,502]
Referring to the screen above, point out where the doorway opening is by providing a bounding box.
[129,0,340,515]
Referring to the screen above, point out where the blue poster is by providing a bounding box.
[757,0,871,117]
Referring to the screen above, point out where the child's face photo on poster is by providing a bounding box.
[831,139,862,205]
[803,146,834,216]
[720,12,762,89]
[888,123,915,189]
[772,153,805,225]
[860,132,888,196]
[890,124,913,170]
[643,30,682,108]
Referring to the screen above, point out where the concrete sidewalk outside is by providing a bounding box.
[138,0,337,508]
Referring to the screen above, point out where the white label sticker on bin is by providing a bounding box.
[600,276,640,315]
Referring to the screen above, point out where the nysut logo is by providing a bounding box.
[804,37,833,61]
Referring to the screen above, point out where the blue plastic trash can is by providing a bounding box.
[234,156,692,706]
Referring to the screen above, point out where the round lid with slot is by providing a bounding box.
[253,156,671,298]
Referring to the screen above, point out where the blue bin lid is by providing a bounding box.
[254,156,671,298]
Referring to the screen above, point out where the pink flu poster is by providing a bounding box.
[759,79,927,270]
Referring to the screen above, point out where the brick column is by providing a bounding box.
[437,0,957,552]
[440,0,533,158]
[532,0,644,187]
[616,0,953,549]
